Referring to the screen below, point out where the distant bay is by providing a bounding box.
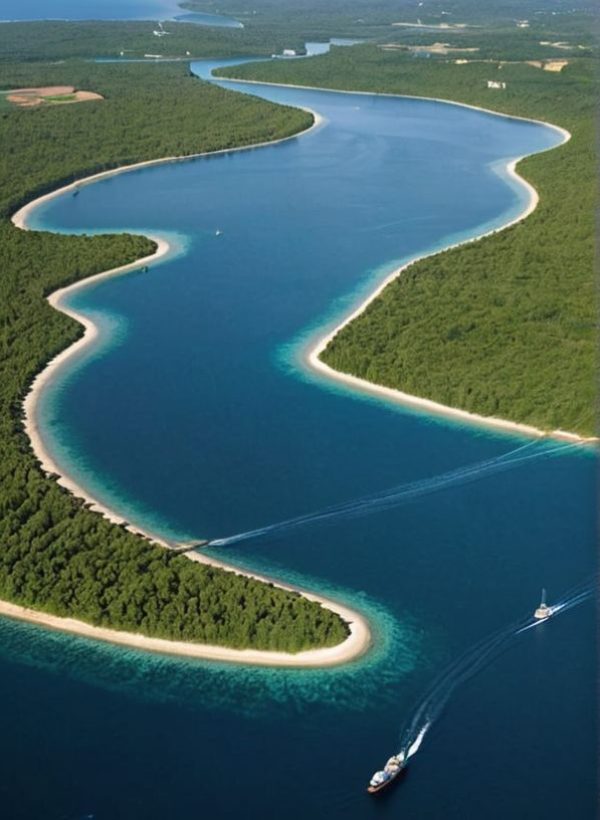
[0,0,242,26]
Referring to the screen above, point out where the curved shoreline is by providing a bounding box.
[215,77,595,442]
[0,561,371,667]
[6,75,593,666]
[214,74,572,145]
[11,107,325,230]
[306,154,596,445]
[9,107,372,668]
[219,79,592,444]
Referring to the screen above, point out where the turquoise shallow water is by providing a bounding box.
[5,61,597,819]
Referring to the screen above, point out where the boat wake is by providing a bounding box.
[208,439,580,547]
[396,579,595,763]
[406,723,429,758]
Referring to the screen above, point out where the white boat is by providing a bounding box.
[534,588,552,620]
[367,752,406,794]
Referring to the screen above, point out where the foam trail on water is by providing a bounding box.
[515,620,543,635]
[553,575,595,606]
[407,723,430,759]
[395,580,594,764]
[209,440,578,547]
[552,588,594,615]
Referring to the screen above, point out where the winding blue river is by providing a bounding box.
[3,59,597,819]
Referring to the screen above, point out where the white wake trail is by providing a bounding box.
[395,579,594,763]
[406,723,430,759]
[209,440,576,547]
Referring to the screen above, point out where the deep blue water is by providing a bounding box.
[3,61,597,819]
[0,0,242,26]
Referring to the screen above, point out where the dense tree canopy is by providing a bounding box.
[0,58,349,651]
[220,46,597,436]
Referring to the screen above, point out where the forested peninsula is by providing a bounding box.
[218,45,597,437]
[0,57,350,653]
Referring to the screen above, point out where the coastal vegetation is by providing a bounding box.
[0,61,312,218]
[185,0,597,54]
[0,1,594,651]
[218,45,597,436]
[0,59,349,651]
[2,2,593,64]
[0,21,281,62]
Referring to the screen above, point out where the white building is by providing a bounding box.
[487,80,507,90]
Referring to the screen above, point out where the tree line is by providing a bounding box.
[220,44,597,436]
[0,58,349,652]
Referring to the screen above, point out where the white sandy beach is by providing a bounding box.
[16,243,372,668]
[305,142,598,444]
[8,106,372,668]
[0,568,371,667]
[216,75,572,145]
[305,154,598,445]
[11,107,324,231]
[235,79,596,445]
[213,82,595,443]
[16,239,371,667]
[5,76,594,668]
[21,234,173,534]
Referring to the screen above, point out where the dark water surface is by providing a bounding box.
[3,61,596,819]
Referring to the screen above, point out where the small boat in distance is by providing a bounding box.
[215,229,222,236]
[367,752,406,794]
[534,588,552,620]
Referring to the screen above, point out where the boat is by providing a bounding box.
[367,752,406,794]
[215,229,222,236]
[534,588,552,620]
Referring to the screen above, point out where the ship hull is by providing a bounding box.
[367,768,405,794]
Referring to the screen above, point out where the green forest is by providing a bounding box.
[6,0,593,64]
[219,43,597,436]
[0,20,278,62]
[186,0,595,29]
[186,0,597,53]
[0,3,596,653]
[0,58,349,652]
